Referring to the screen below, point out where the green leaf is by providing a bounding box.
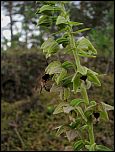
[63,44,73,54]
[98,103,109,121]
[41,38,54,50]
[62,61,75,70]
[75,106,87,122]
[87,68,98,75]
[73,140,84,151]
[73,28,91,34]
[51,27,68,36]
[62,75,73,88]
[77,37,97,54]
[70,99,84,106]
[100,110,109,121]
[87,69,101,86]
[55,125,67,136]
[64,87,70,100]
[77,66,88,75]
[56,37,68,44]
[37,15,51,27]
[72,72,81,92]
[39,5,54,13]
[69,21,83,26]
[101,102,114,111]
[45,61,62,75]
[95,145,113,151]
[85,101,97,117]
[78,49,96,58]
[41,38,59,57]
[56,16,67,25]
[56,69,67,85]
[53,102,68,114]
[80,124,88,131]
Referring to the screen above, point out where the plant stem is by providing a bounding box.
[80,83,89,105]
[88,121,95,145]
[61,2,81,69]
[61,2,95,149]
[69,32,81,68]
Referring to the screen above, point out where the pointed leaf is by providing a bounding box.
[56,69,67,85]
[80,124,88,131]
[64,87,70,100]
[98,103,109,121]
[53,102,68,115]
[77,37,97,54]
[95,145,113,151]
[56,125,67,136]
[73,28,91,34]
[69,21,83,26]
[41,38,55,50]
[62,61,75,70]
[87,69,101,86]
[37,15,51,27]
[73,140,84,150]
[72,72,81,92]
[56,37,68,44]
[101,102,114,111]
[70,99,84,106]
[62,75,73,88]
[78,49,96,58]
[56,16,67,25]
[39,5,54,13]
[77,66,88,75]
[75,106,87,122]
[45,61,62,75]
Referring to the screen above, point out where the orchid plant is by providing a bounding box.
[36,1,114,151]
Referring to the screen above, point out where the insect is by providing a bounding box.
[34,74,53,93]
[40,74,52,93]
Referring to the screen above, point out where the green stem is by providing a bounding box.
[80,83,95,146]
[88,122,95,145]
[61,2,95,150]
[81,83,89,105]
[61,2,81,69]
[69,32,81,68]
[80,84,95,146]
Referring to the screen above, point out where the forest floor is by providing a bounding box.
[1,73,114,151]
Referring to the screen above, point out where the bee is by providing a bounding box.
[34,74,53,93]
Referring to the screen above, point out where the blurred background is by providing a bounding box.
[1,1,114,151]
